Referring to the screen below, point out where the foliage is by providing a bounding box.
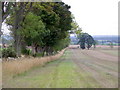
[5,2,73,56]
[21,48,32,55]
[53,36,70,52]
[2,47,16,58]
[21,12,46,47]
[70,14,82,35]
[77,33,95,49]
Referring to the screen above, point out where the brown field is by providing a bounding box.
[2,45,118,88]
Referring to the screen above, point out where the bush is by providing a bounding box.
[21,48,32,55]
[2,47,16,58]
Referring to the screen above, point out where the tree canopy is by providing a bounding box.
[77,33,95,49]
[3,2,73,57]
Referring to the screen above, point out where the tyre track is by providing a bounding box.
[80,50,118,75]
[70,49,118,88]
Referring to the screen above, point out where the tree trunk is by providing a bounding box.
[14,9,21,57]
[41,47,46,56]
[45,46,49,56]
[13,3,26,57]
[48,47,53,55]
[35,45,39,53]
[31,43,35,55]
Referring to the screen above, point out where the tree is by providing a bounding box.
[85,35,94,49]
[77,33,86,49]
[5,2,33,57]
[32,2,72,55]
[77,33,95,50]
[71,19,82,35]
[5,2,72,57]
[21,12,46,55]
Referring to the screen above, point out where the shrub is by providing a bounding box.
[2,47,16,58]
[21,48,32,55]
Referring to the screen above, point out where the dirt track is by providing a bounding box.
[3,48,118,88]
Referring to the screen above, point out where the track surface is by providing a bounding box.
[3,49,118,88]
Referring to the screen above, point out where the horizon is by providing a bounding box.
[70,34,119,37]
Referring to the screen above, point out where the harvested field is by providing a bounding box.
[2,46,118,88]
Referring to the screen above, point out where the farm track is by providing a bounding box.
[3,48,118,88]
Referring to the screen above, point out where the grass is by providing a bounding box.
[3,51,68,88]
[2,48,118,88]
[3,50,101,88]
[2,49,66,81]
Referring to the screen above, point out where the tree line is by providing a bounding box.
[1,2,73,57]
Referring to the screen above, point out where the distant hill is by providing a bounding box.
[92,35,120,42]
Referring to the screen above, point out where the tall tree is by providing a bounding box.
[6,2,33,57]
[31,2,72,55]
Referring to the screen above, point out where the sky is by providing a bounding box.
[63,0,119,35]
[2,22,10,35]
[2,0,119,35]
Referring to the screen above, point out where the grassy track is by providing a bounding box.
[3,49,118,88]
